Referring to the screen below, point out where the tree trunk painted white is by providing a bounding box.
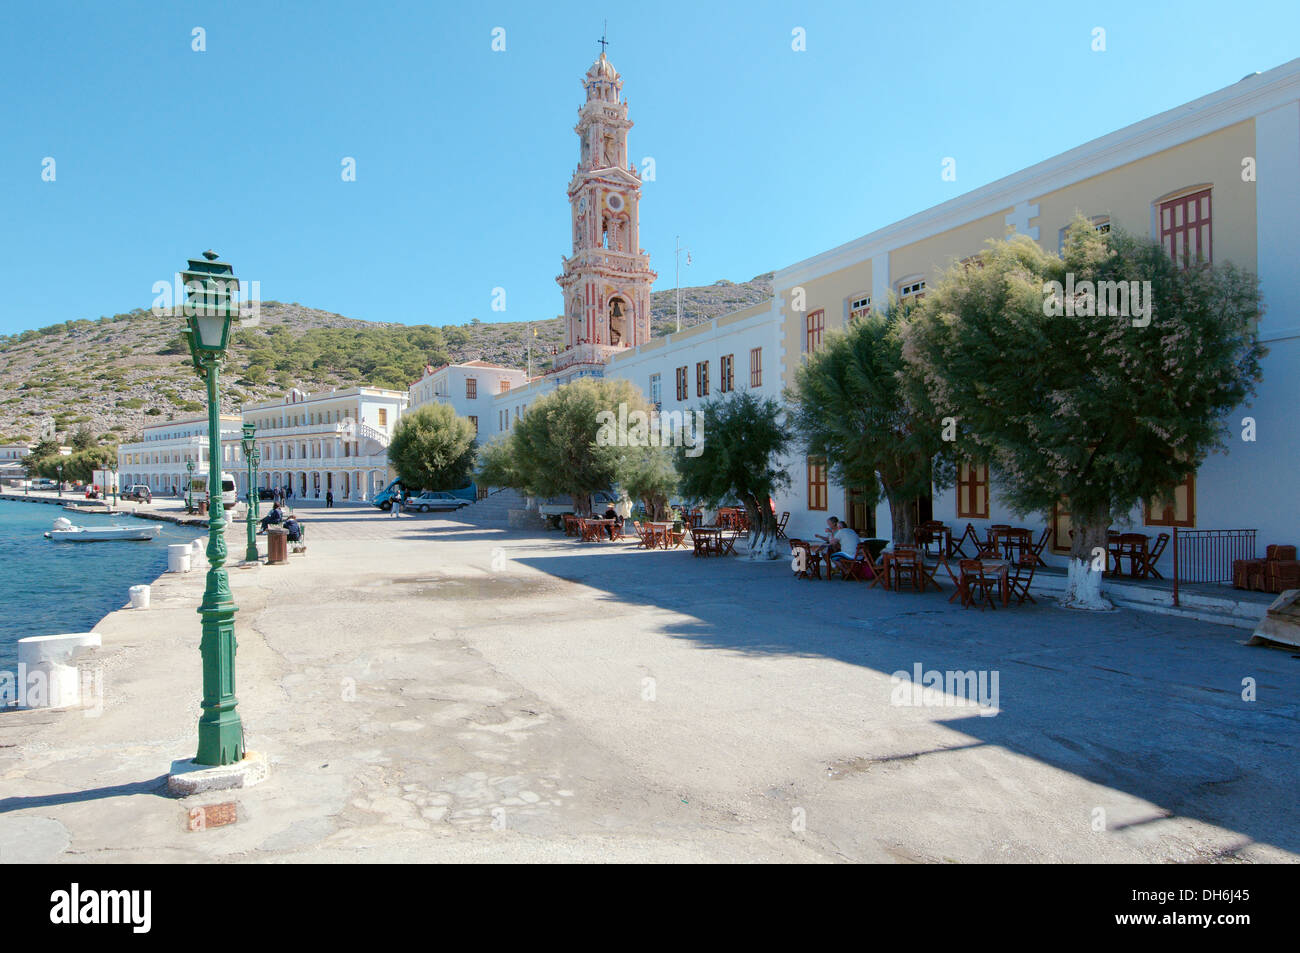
[748,528,779,560]
[1060,558,1115,610]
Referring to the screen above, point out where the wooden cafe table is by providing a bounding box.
[693,526,722,556]
[645,521,674,549]
[952,558,1011,606]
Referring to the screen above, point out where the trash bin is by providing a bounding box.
[129,584,151,609]
[266,527,288,565]
[198,501,208,516]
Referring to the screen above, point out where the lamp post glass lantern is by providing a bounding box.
[181,253,244,767]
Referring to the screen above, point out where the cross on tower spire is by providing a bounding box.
[598,21,608,54]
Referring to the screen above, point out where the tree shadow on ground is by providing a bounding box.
[506,544,1300,856]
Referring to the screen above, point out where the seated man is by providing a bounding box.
[258,503,284,534]
[602,503,624,539]
[823,516,861,567]
[283,516,302,543]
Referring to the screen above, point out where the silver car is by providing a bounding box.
[408,491,471,513]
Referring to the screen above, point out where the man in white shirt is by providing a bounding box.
[823,517,861,565]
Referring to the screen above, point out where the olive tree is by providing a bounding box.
[476,377,652,515]
[789,301,951,547]
[676,391,792,559]
[903,219,1264,609]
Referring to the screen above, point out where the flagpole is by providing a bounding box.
[675,236,690,333]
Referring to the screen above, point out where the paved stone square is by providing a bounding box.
[2,503,1296,863]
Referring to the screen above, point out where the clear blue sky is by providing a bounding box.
[3,0,1296,335]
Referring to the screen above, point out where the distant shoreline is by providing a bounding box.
[0,499,205,668]
[0,492,210,529]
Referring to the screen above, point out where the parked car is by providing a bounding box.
[122,484,153,503]
[257,488,276,501]
[408,491,472,513]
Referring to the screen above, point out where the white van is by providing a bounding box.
[190,472,238,510]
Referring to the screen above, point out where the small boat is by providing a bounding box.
[44,517,161,542]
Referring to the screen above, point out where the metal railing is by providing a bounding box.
[1172,528,1257,606]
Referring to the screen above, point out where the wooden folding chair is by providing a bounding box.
[950,522,980,559]
[1008,555,1037,605]
[827,542,871,581]
[631,521,652,549]
[891,547,924,592]
[959,559,998,610]
[1140,532,1169,580]
[790,539,821,579]
[775,512,790,540]
[1029,527,1051,567]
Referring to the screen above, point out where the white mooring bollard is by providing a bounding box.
[15,633,101,709]
[167,544,192,573]
[128,584,151,609]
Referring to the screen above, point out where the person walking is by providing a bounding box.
[391,490,402,518]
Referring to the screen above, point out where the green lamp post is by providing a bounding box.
[181,252,244,767]
[186,458,195,512]
[251,447,261,522]
[56,463,63,498]
[242,423,258,563]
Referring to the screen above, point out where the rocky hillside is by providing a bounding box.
[0,273,772,443]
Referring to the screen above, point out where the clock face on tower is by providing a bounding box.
[606,193,624,213]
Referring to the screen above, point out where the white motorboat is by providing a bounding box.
[44,516,161,542]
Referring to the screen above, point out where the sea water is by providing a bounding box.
[0,499,204,669]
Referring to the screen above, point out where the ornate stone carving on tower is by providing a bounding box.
[553,50,656,377]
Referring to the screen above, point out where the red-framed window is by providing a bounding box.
[696,360,709,397]
[807,457,828,511]
[749,347,762,388]
[465,377,477,399]
[719,354,734,393]
[806,309,825,353]
[956,462,989,520]
[675,366,688,400]
[1145,474,1196,527]
[1159,188,1212,268]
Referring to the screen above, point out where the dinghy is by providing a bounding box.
[44,516,161,542]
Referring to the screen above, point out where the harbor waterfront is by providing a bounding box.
[0,499,203,670]
[1,503,1296,863]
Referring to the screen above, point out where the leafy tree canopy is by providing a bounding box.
[476,377,650,514]
[386,403,477,492]
[676,390,792,537]
[904,217,1264,550]
[789,300,951,544]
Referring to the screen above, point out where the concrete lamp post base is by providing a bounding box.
[167,750,270,797]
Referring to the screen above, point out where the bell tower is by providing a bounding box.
[556,47,656,364]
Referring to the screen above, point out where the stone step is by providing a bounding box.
[1028,572,1269,630]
